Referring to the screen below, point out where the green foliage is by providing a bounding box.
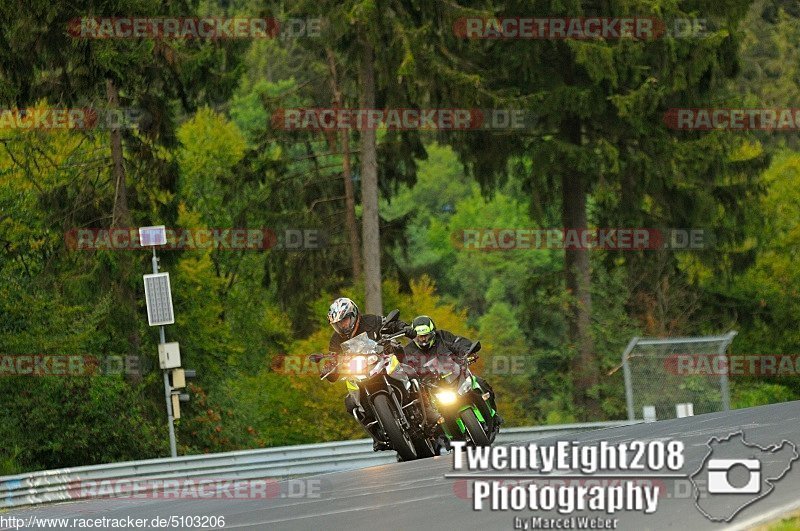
[0,446,22,476]
[732,382,796,408]
[177,108,247,223]
[689,150,800,367]
[0,377,164,472]
[477,302,531,426]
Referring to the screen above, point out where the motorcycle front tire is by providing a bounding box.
[460,408,491,447]
[373,394,418,461]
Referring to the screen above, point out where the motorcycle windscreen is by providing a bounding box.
[423,355,462,384]
[340,332,383,355]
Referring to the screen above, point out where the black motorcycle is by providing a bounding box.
[313,310,438,461]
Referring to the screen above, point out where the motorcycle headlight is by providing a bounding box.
[345,355,371,376]
[436,390,457,405]
[343,354,381,378]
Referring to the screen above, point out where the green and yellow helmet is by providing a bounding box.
[411,315,436,349]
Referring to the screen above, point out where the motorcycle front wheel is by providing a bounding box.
[373,394,418,461]
[460,408,491,447]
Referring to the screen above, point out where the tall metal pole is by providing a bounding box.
[621,337,639,421]
[717,331,737,412]
[153,247,178,458]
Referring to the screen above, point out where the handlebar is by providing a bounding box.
[316,330,405,381]
[314,321,416,381]
[379,329,409,342]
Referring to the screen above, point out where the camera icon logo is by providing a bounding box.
[690,431,798,522]
[707,459,761,494]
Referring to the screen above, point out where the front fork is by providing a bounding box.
[450,381,496,435]
[436,403,486,438]
[364,376,414,437]
[472,391,496,430]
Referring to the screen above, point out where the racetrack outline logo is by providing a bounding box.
[690,431,798,522]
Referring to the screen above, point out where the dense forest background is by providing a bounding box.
[2,0,800,474]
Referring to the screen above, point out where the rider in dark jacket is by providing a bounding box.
[323,297,407,450]
[402,315,501,422]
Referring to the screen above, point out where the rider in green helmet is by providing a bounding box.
[402,315,501,422]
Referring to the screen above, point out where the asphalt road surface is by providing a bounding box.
[4,401,800,530]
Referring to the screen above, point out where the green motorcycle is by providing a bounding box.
[421,341,499,447]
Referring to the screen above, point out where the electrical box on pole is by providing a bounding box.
[158,342,181,369]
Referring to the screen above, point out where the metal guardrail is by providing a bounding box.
[1,421,638,510]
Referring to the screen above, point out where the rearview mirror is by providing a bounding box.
[466,341,481,355]
[308,353,324,363]
[382,309,400,326]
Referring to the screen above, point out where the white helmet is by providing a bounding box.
[328,297,359,336]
